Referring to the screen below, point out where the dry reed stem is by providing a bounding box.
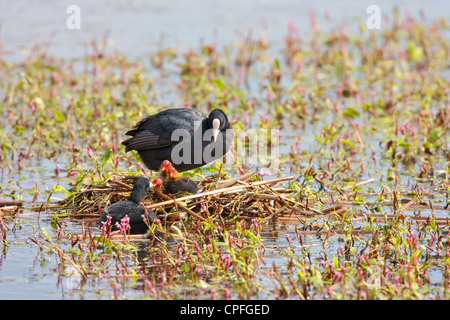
[341,178,375,191]
[0,200,24,207]
[0,205,22,217]
[155,190,207,222]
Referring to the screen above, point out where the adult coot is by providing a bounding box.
[99,176,162,234]
[122,108,234,172]
[159,161,199,194]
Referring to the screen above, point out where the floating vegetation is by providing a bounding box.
[58,170,298,221]
[0,9,449,300]
[38,156,448,300]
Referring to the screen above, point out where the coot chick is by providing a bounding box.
[159,159,173,180]
[99,176,162,234]
[159,160,199,194]
[121,108,234,172]
[161,166,199,194]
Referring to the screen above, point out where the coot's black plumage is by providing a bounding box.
[99,176,158,234]
[163,179,199,194]
[121,108,234,172]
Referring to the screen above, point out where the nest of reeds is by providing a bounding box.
[57,172,303,225]
[46,171,450,237]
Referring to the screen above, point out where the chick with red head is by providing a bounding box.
[167,166,180,181]
[158,160,199,194]
[151,177,164,190]
[159,160,173,180]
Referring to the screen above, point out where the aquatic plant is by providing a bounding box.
[0,9,448,299]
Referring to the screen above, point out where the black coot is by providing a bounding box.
[99,176,159,234]
[160,162,199,194]
[121,108,234,172]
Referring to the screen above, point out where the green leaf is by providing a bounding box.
[35,97,45,110]
[53,110,66,123]
[343,106,360,118]
[342,139,353,148]
[40,227,52,242]
[51,184,71,197]
[273,58,281,70]
[313,133,322,144]
[213,78,227,90]
[130,269,138,283]
[387,169,395,181]
[50,215,60,230]
[180,262,191,273]
[74,171,89,187]
[101,146,113,167]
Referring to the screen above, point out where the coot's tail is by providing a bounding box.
[121,137,133,152]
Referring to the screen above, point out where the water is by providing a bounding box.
[1,0,447,60]
[0,0,449,300]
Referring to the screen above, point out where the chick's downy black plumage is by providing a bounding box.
[164,168,199,194]
[163,178,199,194]
[99,176,157,234]
[121,108,234,172]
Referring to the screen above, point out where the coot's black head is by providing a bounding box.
[208,109,230,142]
[128,176,151,203]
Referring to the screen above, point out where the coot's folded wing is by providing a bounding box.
[122,108,207,152]
[122,129,171,152]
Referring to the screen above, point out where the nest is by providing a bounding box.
[57,172,308,225]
